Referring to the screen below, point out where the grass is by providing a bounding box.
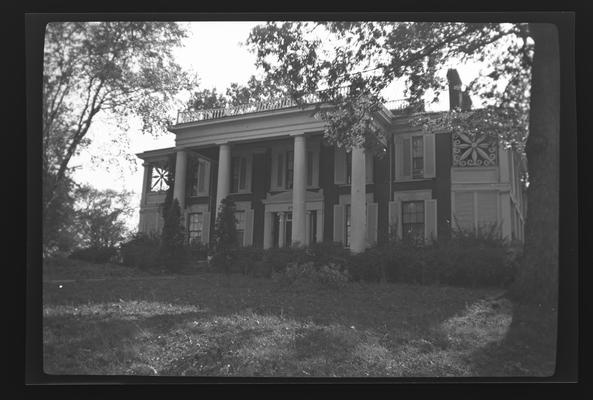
[42,258,557,377]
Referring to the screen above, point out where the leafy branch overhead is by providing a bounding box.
[245,22,533,151]
[43,22,193,211]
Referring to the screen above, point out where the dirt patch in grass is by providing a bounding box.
[42,265,556,377]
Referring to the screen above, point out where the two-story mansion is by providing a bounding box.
[137,69,527,253]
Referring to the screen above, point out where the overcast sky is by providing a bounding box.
[70,21,486,230]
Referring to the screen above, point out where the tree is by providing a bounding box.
[73,185,133,249]
[159,198,187,272]
[187,75,287,111]
[42,171,77,257]
[246,21,558,307]
[43,22,193,217]
[212,197,239,253]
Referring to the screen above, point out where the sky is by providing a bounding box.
[70,21,486,230]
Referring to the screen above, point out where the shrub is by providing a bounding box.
[120,232,161,270]
[68,246,118,264]
[275,261,350,290]
[344,226,516,288]
[260,246,309,275]
[209,247,265,275]
[159,199,189,272]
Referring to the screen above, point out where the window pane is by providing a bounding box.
[197,160,206,193]
[234,211,245,230]
[286,151,294,189]
[150,166,170,192]
[239,157,247,190]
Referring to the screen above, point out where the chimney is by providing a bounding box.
[446,68,463,111]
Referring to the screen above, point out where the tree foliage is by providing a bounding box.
[187,74,287,111]
[246,22,532,151]
[73,185,133,249]
[212,197,239,253]
[159,198,187,272]
[246,21,559,308]
[43,21,193,214]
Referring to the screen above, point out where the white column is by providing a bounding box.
[173,150,188,209]
[140,162,150,207]
[263,211,274,249]
[215,143,231,217]
[291,134,307,246]
[278,213,286,248]
[350,145,367,253]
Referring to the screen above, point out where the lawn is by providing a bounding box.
[42,258,556,377]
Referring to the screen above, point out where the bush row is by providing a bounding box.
[207,238,519,289]
[78,231,519,289]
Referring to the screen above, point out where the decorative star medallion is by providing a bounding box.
[453,132,497,167]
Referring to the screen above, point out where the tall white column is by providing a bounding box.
[291,133,307,247]
[215,143,231,217]
[140,162,150,207]
[350,145,367,253]
[278,213,286,248]
[263,211,274,249]
[173,150,188,209]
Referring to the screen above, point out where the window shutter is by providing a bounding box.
[245,155,253,192]
[333,204,344,243]
[477,191,498,230]
[334,148,347,185]
[202,211,211,245]
[365,150,373,183]
[424,134,436,178]
[243,209,254,246]
[197,160,211,196]
[424,199,438,243]
[271,152,284,191]
[453,192,475,232]
[394,136,402,180]
[402,137,411,179]
[388,200,402,239]
[366,202,378,246]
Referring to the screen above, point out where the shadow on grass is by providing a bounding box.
[465,301,557,377]
[43,273,512,377]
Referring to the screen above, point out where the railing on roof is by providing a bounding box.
[175,87,354,125]
[383,99,425,115]
[175,87,421,125]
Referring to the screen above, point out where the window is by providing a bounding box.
[150,165,170,192]
[412,136,424,178]
[231,156,250,193]
[234,211,245,246]
[286,151,294,189]
[402,201,425,242]
[191,159,209,197]
[277,153,284,187]
[188,213,203,244]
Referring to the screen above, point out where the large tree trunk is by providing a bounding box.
[510,23,560,308]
